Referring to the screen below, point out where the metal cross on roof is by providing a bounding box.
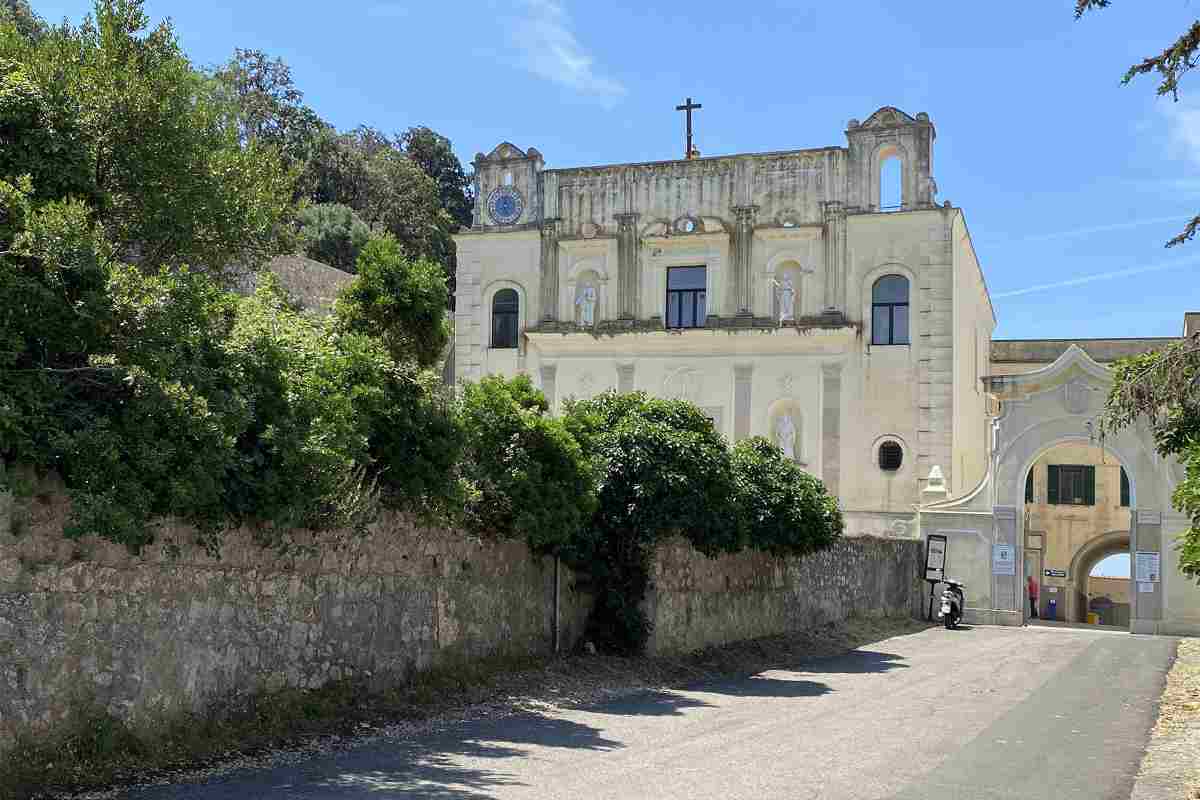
[675,97,702,159]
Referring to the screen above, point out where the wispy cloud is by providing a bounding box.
[992,254,1200,298]
[1013,214,1193,243]
[510,0,626,107]
[1161,95,1200,170]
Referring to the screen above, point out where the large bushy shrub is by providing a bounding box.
[563,392,741,653]
[457,375,595,553]
[335,235,450,368]
[731,437,844,557]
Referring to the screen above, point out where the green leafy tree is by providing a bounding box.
[731,437,843,557]
[457,375,595,553]
[1,0,293,274]
[563,392,740,653]
[335,235,449,368]
[401,126,473,229]
[299,126,455,279]
[210,47,327,175]
[1102,338,1200,579]
[297,203,371,273]
[1076,2,1200,579]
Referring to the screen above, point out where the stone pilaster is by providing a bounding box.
[615,213,641,319]
[993,505,1019,615]
[1131,509,1163,633]
[617,363,635,394]
[539,220,560,321]
[821,362,843,497]
[540,364,558,413]
[731,206,758,315]
[734,364,754,441]
[822,201,847,312]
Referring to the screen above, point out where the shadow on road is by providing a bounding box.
[141,712,621,800]
[798,649,910,675]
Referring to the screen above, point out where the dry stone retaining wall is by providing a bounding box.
[0,485,922,751]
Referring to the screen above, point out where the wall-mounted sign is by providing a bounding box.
[993,544,1015,576]
[925,534,947,582]
[1044,568,1067,578]
[1138,582,1156,593]
[1135,552,1161,583]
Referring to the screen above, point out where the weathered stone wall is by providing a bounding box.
[647,536,924,655]
[0,487,590,749]
[0,484,922,750]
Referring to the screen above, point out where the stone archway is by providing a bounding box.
[1067,530,1129,623]
[919,345,1191,633]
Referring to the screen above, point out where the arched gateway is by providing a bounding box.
[919,345,1199,634]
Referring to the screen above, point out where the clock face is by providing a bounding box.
[487,186,524,225]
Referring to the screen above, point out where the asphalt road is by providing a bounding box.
[127,625,1177,800]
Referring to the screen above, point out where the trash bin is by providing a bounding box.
[1047,598,1057,621]
[1087,612,1100,625]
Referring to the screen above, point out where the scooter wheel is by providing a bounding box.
[944,611,956,630]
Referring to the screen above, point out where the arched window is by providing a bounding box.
[871,275,909,345]
[879,155,902,211]
[491,289,519,348]
[879,441,903,471]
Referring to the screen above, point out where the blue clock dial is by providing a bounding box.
[487,187,524,225]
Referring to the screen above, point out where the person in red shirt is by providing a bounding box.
[1027,575,1040,619]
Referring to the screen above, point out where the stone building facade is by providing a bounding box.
[453,107,995,538]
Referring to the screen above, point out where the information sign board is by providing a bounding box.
[993,544,1015,576]
[1135,552,1161,583]
[925,535,947,582]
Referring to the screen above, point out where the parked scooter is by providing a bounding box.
[938,580,965,629]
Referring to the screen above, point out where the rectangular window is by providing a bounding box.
[1025,469,1034,503]
[1047,464,1095,506]
[666,266,706,329]
[1120,467,1130,507]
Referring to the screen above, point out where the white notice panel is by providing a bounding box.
[993,544,1015,576]
[1135,551,1161,583]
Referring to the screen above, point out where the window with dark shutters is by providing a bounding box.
[879,441,903,471]
[1025,469,1034,503]
[1048,464,1094,506]
[1120,467,1130,507]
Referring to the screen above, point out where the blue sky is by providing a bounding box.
[33,1,1200,339]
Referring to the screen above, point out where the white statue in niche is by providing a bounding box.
[575,284,597,327]
[773,274,796,322]
[774,414,797,461]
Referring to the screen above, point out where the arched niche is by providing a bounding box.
[766,397,805,464]
[564,258,609,323]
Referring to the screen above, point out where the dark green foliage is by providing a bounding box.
[1103,338,1200,580]
[400,125,473,229]
[335,235,450,368]
[210,47,327,172]
[0,0,294,274]
[297,203,371,272]
[563,392,741,653]
[457,375,595,553]
[731,437,843,558]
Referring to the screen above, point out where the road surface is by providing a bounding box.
[127,625,1176,800]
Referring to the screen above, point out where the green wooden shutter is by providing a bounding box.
[1025,470,1034,503]
[1084,465,1096,505]
[1047,465,1060,505]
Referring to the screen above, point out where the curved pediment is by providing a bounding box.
[482,142,528,162]
[858,107,918,129]
[988,344,1111,396]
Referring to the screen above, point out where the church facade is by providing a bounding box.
[453,107,995,539]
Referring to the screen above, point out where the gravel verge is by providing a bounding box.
[17,615,931,800]
[1131,637,1200,800]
